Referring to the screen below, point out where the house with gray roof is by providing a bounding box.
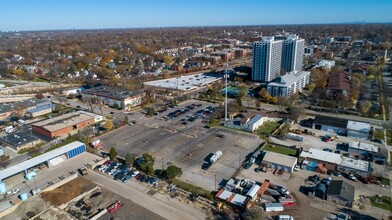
[326,180,355,207]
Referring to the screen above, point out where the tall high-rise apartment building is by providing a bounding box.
[251,36,283,82]
[252,34,304,82]
[281,34,305,73]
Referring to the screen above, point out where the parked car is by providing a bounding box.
[333,171,342,177]
[358,176,369,184]
[131,170,140,177]
[293,165,300,171]
[321,177,332,185]
[348,173,357,181]
[6,189,20,197]
[308,175,320,183]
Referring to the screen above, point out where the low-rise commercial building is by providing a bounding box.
[242,115,266,132]
[312,115,370,139]
[0,105,13,121]
[26,103,55,118]
[32,111,102,138]
[0,132,42,151]
[326,180,355,207]
[337,157,371,177]
[299,148,342,171]
[0,141,86,189]
[267,71,310,97]
[348,141,379,155]
[346,121,370,140]
[0,98,53,120]
[262,151,298,173]
[82,86,145,110]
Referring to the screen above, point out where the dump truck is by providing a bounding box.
[210,151,223,163]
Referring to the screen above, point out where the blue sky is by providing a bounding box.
[1,0,391,31]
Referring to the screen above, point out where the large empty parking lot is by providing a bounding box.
[99,102,262,190]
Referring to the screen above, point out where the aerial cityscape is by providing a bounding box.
[0,1,392,220]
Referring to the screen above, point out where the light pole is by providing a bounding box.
[224,63,228,122]
[143,124,147,143]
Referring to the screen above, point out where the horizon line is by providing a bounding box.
[1,21,392,33]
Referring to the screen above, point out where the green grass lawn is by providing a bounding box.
[170,178,213,200]
[373,129,385,140]
[381,178,391,186]
[256,121,282,135]
[370,195,392,212]
[386,130,392,146]
[262,144,297,157]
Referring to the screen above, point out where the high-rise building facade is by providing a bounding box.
[251,36,283,82]
[281,34,305,73]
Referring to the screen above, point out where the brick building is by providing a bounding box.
[32,111,101,138]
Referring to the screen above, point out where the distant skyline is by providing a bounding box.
[1,0,392,31]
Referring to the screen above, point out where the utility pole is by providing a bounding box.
[239,152,241,167]
[224,63,228,122]
[189,139,192,156]
[214,174,217,191]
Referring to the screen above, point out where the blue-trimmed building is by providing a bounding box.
[0,141,86,193]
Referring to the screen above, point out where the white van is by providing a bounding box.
[4,126,15,134]
[278,215,294,220]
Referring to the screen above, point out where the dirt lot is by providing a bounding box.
[2,196,50,220]
[64,186,165,220]
[34,207,74,220]
[41,177,96,206]
[98,192,166,220]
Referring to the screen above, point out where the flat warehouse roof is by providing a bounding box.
[32,111,95,132]
[263,151,297,167]
[349,142,379,153]
[144,73,222,91]
[0,141,85,180]
[300,148,342,164]
[340,157,370,172]
[347,121,370,133]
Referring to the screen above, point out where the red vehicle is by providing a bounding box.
[107,200,122,213]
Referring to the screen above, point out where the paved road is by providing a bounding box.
[86,170,206,220]
[254,102,387,126]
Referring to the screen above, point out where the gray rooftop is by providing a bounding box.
[326,180,355,202]
[0,98,51,114]
[0,131,40,147]
[347,121,370,133]
[82,86,144,101]
[263,151,297,168]
[268,71,310,87]
[27,103,55,113]
[144,73,222,91]
[339,157,370,172]
[32,111,95,132]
